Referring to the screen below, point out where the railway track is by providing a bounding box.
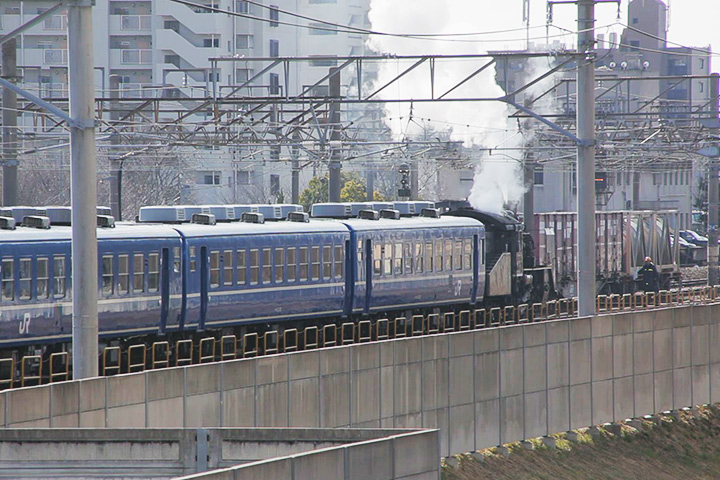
[3,285,719,390]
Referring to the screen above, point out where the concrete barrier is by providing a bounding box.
[174,430,438,480]
[1,303,718,457]
[0,428,437,479]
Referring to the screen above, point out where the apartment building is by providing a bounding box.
[0,0,373,204]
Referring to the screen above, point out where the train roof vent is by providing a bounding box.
[203,206,235,221]
[0,217,16,230]
[421,208,441,218]
[2,207,42,223]
[97,215,116,228]
[138,206,187,223]
[394,201,435,216]
[358,209,380,220]
[311,203,353,219]
[44,206,71,225]
[277,204,304,218]
[380,209,401,220]
[242,212,265,224]
[97,206,112,216]
[191,213,216,225]
[249,205,282,221]
[287,211,310,223]
[371,202,393,211]
[22,215,51,229]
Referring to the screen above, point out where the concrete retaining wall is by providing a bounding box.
[175,430,438,480]
[2,303,718,457]
[0,428,436,479]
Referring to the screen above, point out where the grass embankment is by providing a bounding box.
[443,406,720,480]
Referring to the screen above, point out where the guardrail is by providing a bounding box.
[2,286,719,389]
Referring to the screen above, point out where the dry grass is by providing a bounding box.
[443,406,720,480]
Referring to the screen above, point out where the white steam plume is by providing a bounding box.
[368,0,559,213]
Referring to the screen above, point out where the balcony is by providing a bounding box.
[110,15,152,34]
[42,15,68,31]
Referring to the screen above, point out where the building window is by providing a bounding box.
[269,5,279,27]
[632,17,638,24]
[309,56,338,67]
[269,73,280,95]
[309,22,337,35]
[201,171,221,185]
[236,68,254,82]
[269,39,279,57]
[270,174,280,196]
[700,58,705,69]
[203,37,219,48]
[236,34,254,49]
[237,170,250,185]
[533,168,544,185]
[235,0,249,13]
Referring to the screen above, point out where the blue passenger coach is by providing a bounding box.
[341,214,485,315]
[173,219,351,330]
[0,224,183,346]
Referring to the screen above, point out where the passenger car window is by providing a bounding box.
[223,250,234,286]
[189,246,196,273]
[445,240,453,271]
[287,247,296,282]
[250,249,259,284]
[236,250,247,285]
[424,242,433,272]
[299,247,308,281]
[133,253,144,293]
[394,243,402,275]
[323,246,332,280]
[275,248,284,283]
[2,258,14,301]
[464,239,473,270]
[334,245,343,278]
[262,248,272,284]
[455,240,463,270]
[37,257,49,299]
[148,252,160,292]
[415,242,423,273]
[210,251,220,288]
[53,256,66,298]
[102,255,114,295]
[383,243,392,276]
[118,254,129,295]
[311,246,320,281]
[435,241,443,272]
[373,243,382,276]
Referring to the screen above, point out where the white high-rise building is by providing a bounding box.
[0,0,374,204]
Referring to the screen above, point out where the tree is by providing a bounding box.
[298,172,386,211]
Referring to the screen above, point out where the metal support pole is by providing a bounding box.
[109,75,122,220]
[69,4,99,379]
[708,73,720,286]
[366,164,374,201]
[410,160,419,200]
[2,39,18,206]
[328,67,342,202]
[577,0,597,316]
[523,152,535,249]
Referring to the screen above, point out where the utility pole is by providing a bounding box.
[328,67,342,202]
[69,2,99,379]
[109,75,122,220]
[1,38,18,206]
[523,151,536,249]
[576,0,597,316]
[366,163,374,201]
[291,131,300,204]
[707,73,719,286]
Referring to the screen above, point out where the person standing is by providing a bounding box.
[637,256,660,292]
